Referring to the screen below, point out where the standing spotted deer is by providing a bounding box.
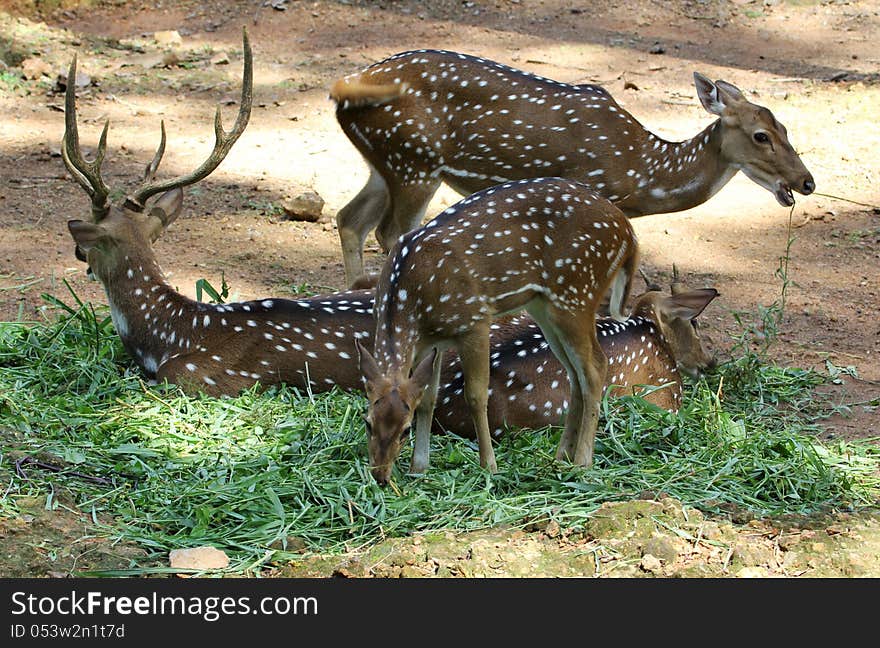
[62,31,374,396]
[331,50,815,283]
[356,177,639,484]
[433,273,719,437]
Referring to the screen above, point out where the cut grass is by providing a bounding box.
[0,295,878,575]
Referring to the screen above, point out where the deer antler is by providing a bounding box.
[62,54,112,222]
[671,263,685,295]
[123,28,253,211]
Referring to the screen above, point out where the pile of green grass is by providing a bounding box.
[0,295,877,574]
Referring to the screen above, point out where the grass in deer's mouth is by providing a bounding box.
[0,295,877,575]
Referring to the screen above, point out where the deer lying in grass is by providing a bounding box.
[356,177,639,484]
[331,50,815,283]
[433,272,719,438]
[62,31,374,396]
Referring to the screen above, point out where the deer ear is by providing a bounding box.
[67,220,108,254]
[146,188,184,242]
[409,348,438,392]
[660,288,719,321]
[714,79,745,104]
[356,337,381,385]
[694,72,727,116]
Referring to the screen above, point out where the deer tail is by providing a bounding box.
[608,241,639,323]
[330,75,409,109]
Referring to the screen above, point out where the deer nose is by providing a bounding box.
[801,176,815,195]
[372,470,389,487]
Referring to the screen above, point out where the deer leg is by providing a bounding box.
[410,350,443,475]
[548,310,608,468]
[375,180,441,253]
[573,335,607,467]
[457,325,497,473]
[337,165,391,284]
[526,301,581,460]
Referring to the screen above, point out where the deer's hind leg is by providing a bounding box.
[337,164,392,284]
[375,177,442,254]
[526,301,582,461]
[550,308,607,468]
[456,323,498,473]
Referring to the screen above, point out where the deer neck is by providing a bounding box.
[100,253,201,376]
[373,319,419,381]
[615,120,736,216]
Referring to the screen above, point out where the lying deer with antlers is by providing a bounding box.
[61,31,375,396]
[433,272,718,437]
[356,177,639,484]
[331,50,815,283]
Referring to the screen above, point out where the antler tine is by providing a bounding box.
[125,27,253,210]
[62,53,111,221]
[670,263,685,295]
[142,121,167,184]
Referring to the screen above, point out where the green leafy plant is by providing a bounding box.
[194,273,229,304]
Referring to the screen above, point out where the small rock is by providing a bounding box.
[21,57,52,80]
[640,554,663,574]
[211,52,230,66]
[544,519,561,538]
[643,535,680,563]
[154,30,183,46]
[282,191,325,222]
[169,546,229,570]
[649,43,666,55]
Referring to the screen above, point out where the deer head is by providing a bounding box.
[693,72,814,207]
[63,29,253,277]
[357,339,436,485]
[633,267,719,379]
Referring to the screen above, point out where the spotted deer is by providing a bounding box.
[433,272,719,438]
[62,31,375,396]
[356,177,639,484]
[331,49,815,283]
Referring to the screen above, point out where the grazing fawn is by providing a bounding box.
[62,31,374,396]
[356,177,638,484]
[433,272,719,437]
[331,50,814,283]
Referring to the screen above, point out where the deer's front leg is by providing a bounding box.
[409,350,443,475]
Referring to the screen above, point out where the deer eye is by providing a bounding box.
[753,132,769,144]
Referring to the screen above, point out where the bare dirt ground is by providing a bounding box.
[0,0,878,577]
